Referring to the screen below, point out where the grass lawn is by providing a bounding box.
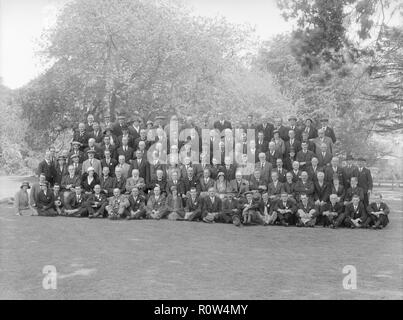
[0,188,402,300]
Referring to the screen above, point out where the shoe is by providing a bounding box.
[378,225,383,229]
[281,221,289,227]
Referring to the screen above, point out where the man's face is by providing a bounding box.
[317,172,324,182]
[50,148,55,156]
[75,187,82,195]
[132,188,139,197]
[246,194,252,202]
[68,167,75,175]
[289,119,296,127]
[320,145,327,152]
[331,158,338,167]
[292,162,299,170]
[93,123,99,131]
[358,160,365,168]
[302,143,308,152]
[262,193,269,202]
[259,154,266,162]
[113,189,120,197]
[118,119,124,125]
[302,132,308,141]
[88,153,94,159]
[258,133,264,140]
[88,139,95,147]
[271,173,278,181]
[203,169,210,178]
[132,170,139,178]
[54,185,60,193]
[236,173,242,180]
[115,169,122,178]
[281,194,288,202]
[286,173,293,182]
[375,195,381,204]
[154,187,161,196]
[103,167,109,176]
[275,119,281,127]
[72,157,79,164]
[156,170,163,179]
[136,151,142,159]
[45,151,51,161]
[311,158,318,167]
[172,172,178,181]
[351,178,357,187]
[208,189,215,198]
[94,185,101,194]
[289,130,295,139]
[190,189,197,198]
[87,115,94,123]
[319,130,325,138]
[276,159,283,168]
[79,123,85,132]
[269,143,275,151]
[352,197,359,206]
[40,184,47,191]
[104,137,110,145]
[122,137,128,145]
[301,172,308,182]
[187,168,193,177]
[254,171,260,179]
[330,195,337,204]
[139,142,145,150]
[119,156,125,164]
[301,195,308,205]
[104,151,111,158]
[140,129,146,138]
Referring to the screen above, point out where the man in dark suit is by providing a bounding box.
[64,185,88,217]
[219,193,241,226]
[266,142,281,168]
[300,130,316,153]
[342,155,357,189]
[73,123,90,151]
[130,149,149,183]
[134,129,151,151]
[302,118,318,140]
[165,171,185,197]
[354,157,373,208]
[285,129,301,155]
[199,168,215,197]
[323,194,344,227]
[324,156,345,186]
[182,167,201,197]
[340,195,368,228]
[116,136,134,164]
[202,187,222,222]
[313,171,331,219]
[294,171,315,201]
[219,157,237,181]
[112,115,127,138]
[256,131,268,154]
[100,150,118,177]
[306,157,322,183]
[364,193,390,229]
[99,136,117,160]
[184,187,203,221]
[36,181,57,216]
[344,176,365,205]
[213,113,232,134]
[128,115,141,142]
[296,142,315,171]
[275,158,287,183]
[85,114,95,132]
[54,155,68,185]
[84,138,102,160]
[68,141,85,164]
[117,125,135,149]
[319,118,336,144]
[99,167,117,197]
[273,192,297,226]
[125,186,147,220]
[256,116,274,142]
[316,143,333,167]
[288,115,302,141]
[89,122,103,144]
[37,151,56,186]
[86,184,107,218]
[273,117,290,142]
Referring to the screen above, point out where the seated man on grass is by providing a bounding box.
[296,193,318,227]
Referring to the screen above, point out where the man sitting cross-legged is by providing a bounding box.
[259,191,277,226]
[364,192,390,229]
[240,191,263,225]
[125,186,146,220]
[161,185,185,220]
[184,187,203,221]
[146,186,166,220]
[272,192,297,226]
[296,193,318,227]
[340,194,368,229]
[219,193,242,226]
[322,194,344,228]
[64,185,88,217]
[106,188,129,220]
[86,184,107,218]
[202,187,222,223]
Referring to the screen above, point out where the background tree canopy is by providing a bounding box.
[1,0,402,173]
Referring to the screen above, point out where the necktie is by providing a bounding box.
[90,160,93,166]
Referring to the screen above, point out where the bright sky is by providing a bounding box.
[0,0,290,89]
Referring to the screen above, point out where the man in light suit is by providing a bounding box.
[81,150,102,177]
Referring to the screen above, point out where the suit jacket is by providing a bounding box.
[100,158,118,176]
[182,175,201,194]
[202,196,222,215]
[306,165,323,183]
[37,160,56,185]
[130,158,149,183]
[249,176,269,191]
[149,161,167,181]
[99,175,117,196]
[146,194,166,214]
[164,195,185,217]
[285,139,301,154]
[274,199,297,214]
[313,136,333,155]
[321,126,336,143]
[72,131,91,150]
[222,198,240,215]
[213,120,232,133]
[296,150,315,169]
[128,125,141,142]
[148,178,167,195]
[86,193,107,207]
[256,139,268,154]
[54,164,68,185]
[127,195,146,213]
[125,177,146,193]
[323,201,343,215]
[257,199,272,215]
[301,139,316,153]
[330,183,346,202]
[313,181,330,202]
[82,158,102,177]
[89,129,104,144]
[65,192,87,209]
[345,186,364,202]
[61,175,81,191]
[344,202,366,220]
[99,143,117,160]
[81,174,100,192]
[255,161,272,182]
[316,151,333,168]
[283,182,296,198]
[116,134,136,149]
[302,125,318,140]
[166,179,185,196]
[114,176,127,194]
[267,181,284,197]
[354,167,373,192]
[256,122,274,142]
[266,150,281,168]
[185,196,203,214]
[37,190,55,210]
[229,179,250,196]
[134,137,152,151]
[297,201,317,214]
[116,146,134,163]
[290,169,302,183]
[219,164,237,181]
[294,180,315,200]
[342,165,357,188]
[112,122,127,138]
[274,167,287,183]
[199,177,215,192]
[274,125,290,142]
[367,202,390,216]
[68,150,85,164]
[324,166,345,186]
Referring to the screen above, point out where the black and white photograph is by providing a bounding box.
[0,0,402,304]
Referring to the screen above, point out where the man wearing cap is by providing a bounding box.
[14,181,34,216]
[112,114,127,138]
[320,118,336,144]
[36,181,57,216]
[354,157,373,208]
[302,118,318,140]
[54,155,68,185]
[86,184,108,218]
[69,141,85,164]
[70,153,82,176]
[82,149,102,177]
[37,150,56,187]
[73,123,90,151]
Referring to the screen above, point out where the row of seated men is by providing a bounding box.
[24,176,389,229]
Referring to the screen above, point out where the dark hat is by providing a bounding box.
[320,118,329,122]
[217,171,225,177]
[289,147,295,152]
[155,115,166,120]
[357,157,366,162]
[39,181,49,187]
[170,185,177,191]
[20,181,31,189]
[146,120,153,126]
[245,191,253,196]
[103,114,110,119]
[305,117,313,123]
[121,124,129,131]
[86,149,96,154]
[57,155,66,161]
[70,153,79,159]
[71,141,82,146]
[346,155,354,161]
[117,115,126,120]
[273,129,279,135]
[288,115,297,121]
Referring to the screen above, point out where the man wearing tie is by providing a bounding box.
[365,193,390,229]
[320,118,336,144]
[213,112,232,133]
[354,157,373,208]
[202,187,222,223]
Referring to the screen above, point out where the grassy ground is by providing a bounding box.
[0,188,402,300]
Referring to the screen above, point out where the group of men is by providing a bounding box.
[22,112,390,229]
